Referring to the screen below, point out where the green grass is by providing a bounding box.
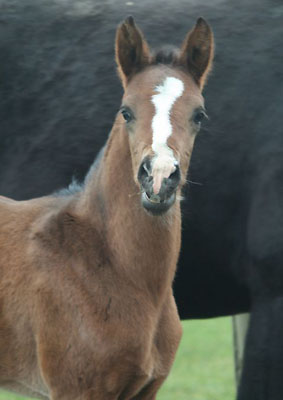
[158,317,236,400]
[0,317,235,400]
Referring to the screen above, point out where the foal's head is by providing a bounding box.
[115,17,214,215]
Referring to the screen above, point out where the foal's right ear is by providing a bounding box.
[116,16,151,88]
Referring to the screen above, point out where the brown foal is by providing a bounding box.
[0,17,213,400]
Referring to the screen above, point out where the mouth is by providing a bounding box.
[141,191,176,215]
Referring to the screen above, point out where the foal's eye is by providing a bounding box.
[193,109,207,126]
[121,108,133,123]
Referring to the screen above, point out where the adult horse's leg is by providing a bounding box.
[238,299,283,400]
[233,313,250,386]
[238,165,283,399]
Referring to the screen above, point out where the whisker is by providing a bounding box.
[187,179,203,186]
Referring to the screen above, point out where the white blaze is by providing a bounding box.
[151,76,184,194]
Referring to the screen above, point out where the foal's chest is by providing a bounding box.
[43,300,164,398]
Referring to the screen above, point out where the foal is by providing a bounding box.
[0,17,213,400]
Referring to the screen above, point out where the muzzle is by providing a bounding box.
[137,155,181,215]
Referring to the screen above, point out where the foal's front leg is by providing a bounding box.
[50,393,117,400]
[49,375,152,400]
[132,293,182,400]
[131,377,167,400]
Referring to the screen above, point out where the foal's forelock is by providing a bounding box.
[150,76,184,194]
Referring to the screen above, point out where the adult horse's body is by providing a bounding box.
[0,0,283,399]
[0,0,254,319]
[0,17,213,399]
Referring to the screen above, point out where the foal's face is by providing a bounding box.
[119,66,206,215]
[115,16,214,215]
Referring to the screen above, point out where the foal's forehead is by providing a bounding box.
[124,66,203,106]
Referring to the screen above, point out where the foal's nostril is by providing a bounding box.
[138,157,152,183]
[142,162,151,177]
[168,164,181,185]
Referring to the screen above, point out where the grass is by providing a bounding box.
[0,317,235,400]
[158,317,236,400]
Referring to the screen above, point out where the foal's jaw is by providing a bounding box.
[141,190,177,216]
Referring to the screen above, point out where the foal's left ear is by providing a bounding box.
[116,16,151,88]
[179,18,214,90]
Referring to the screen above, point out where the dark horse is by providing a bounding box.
[0,0,283,399]
[0,17,213,399]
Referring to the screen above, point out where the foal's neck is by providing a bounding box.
[79,123,181,302]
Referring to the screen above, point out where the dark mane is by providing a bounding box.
[151,46,180,66]
[54,178,83,197]
[54,146,106,197]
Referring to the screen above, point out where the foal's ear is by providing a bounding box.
[116,16,151,87]
[179,18,214,90]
